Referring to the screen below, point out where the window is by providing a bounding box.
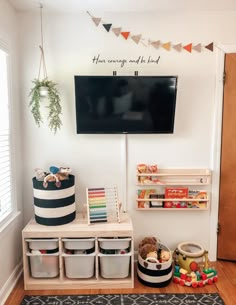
[0,47,14,224]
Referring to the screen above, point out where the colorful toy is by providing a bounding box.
[35,166,72,188]
[173,241,218,287]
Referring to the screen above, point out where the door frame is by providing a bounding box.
[210,44,236,261]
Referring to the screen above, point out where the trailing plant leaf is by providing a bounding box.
[47,82,62,134]
[28,78,62,134]
[29,79,43,126]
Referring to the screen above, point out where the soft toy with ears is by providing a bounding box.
[159,249,171,262]
[138,236,158,249]
[139,244,158,261]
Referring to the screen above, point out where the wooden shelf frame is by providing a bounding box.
[22,213,134,290]
[136,168,211,211]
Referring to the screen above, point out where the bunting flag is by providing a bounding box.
[183,43,192,53]
[193,43,202,52]
[150,40,161,49]
[103,23,112,32]
[121,32,130,40]
[162,42,171,51]
[112,27,122,36]
[87,11,214,53]
[205,42,214,52]
[92,17,101,26]
[131,34,142,44]
[173,43,182,52]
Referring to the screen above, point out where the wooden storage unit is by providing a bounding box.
[22,213,134,290]
[136,168,211,210]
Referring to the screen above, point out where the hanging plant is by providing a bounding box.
[29,78,62,134]
[28,5,62,134]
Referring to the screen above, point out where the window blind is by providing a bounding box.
[0,48,13,223]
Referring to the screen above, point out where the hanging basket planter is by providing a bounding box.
[29,77,62,134]
[28,5,62,134]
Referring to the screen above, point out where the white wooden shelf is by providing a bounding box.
[136,168,211,211]
[22,213,134,290]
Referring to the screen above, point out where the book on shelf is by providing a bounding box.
[164,187,189,208]
[137,189,156,208]
[149,193,164,208]
[188,190,208,209]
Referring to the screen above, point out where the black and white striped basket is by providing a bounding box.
[137,244,173,287]
[32,174,76,226]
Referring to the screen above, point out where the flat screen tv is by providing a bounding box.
[74,75,178,134]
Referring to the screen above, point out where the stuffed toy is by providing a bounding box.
[138,236,158,249]
[139,244,158,261]
[159,249,171,262]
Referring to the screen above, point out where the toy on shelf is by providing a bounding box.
[173,241,218,287]
[35,166,72,188]
[86,186,120,225]
[136,163,162,184]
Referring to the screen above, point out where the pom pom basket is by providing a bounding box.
[32,174,76,226]
[137,243,173,287]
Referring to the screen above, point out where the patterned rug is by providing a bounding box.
[20,293,225,305]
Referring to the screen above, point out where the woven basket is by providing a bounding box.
[32,174,76,226]
[137,244,173,287]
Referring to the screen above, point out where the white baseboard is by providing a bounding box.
[0,262,23,305]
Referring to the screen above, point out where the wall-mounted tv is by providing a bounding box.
[74,75,178,134]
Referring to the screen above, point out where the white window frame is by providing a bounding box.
[0,41,17,229]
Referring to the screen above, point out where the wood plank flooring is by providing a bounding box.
[4,260,236,305]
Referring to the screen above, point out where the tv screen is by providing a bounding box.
[74,75,178,134]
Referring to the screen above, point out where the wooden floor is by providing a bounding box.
[4,260,236,305]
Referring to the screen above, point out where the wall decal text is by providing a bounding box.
[92,54,161,67]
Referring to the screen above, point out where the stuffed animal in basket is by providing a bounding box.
[139,244,158,262]
[139,236,159,262]
[42,166,72,188]
[138,236,158,249]
[160,249,171,262]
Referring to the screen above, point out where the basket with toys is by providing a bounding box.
[32,166,76,226]
[137,236,173,287]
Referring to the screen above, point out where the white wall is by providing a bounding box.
[0,0,23,303]
[19,9,236,259]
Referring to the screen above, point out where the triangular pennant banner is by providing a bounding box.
[151,40,161,49]
[121,32,130,40]
[162,42,171,51]
[205,42,214,52]
[103,23,112,32]
[183,43,192,53]
[193,43,202,53]
[112,27,122,36]
[131,34,142,44]
[173,43,182,52]
[92,17,101,27]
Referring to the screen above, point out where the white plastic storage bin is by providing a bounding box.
[63,252,96,278]
[98,238,131,250]
[98,252,131,278]
[63,238,95,250]
[26,238,59,250]
[27,252,59,278]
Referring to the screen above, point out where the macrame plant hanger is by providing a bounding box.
[38,4,48,96]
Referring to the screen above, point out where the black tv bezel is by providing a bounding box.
[74,75,178,134]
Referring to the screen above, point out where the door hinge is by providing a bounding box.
[223,72,226,85]
[217,222,220,234]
